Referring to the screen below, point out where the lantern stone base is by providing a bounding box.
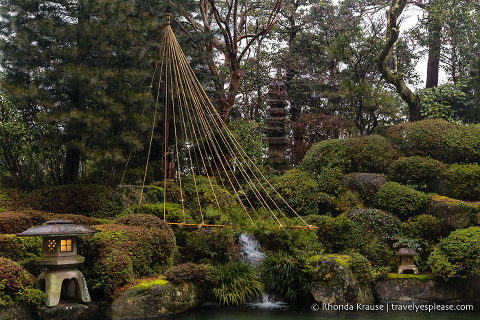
[398,265,419,275]
[37,268,91,307]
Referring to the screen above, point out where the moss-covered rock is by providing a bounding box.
[308,254,374,305]
[109,279,205,319]
[342,173,386,203]
[428,196,477,237]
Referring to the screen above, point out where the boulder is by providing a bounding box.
[428,198,474,237]
[374,278,464,302]
[342,173,386,201]
[309,255,374,305]
[0,304,33,320]
[109,280,204,319]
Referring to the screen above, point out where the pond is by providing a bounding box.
[164,301,479,320]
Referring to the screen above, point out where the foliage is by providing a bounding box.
[315,167,344,195]
[123,203,189,223]
[387,156,447,192]
[272,169,324,216]
[418,83,471,122]
[175,228,237,265]
[299,135,399,174]
[0,211,45,234]
[0,257,45,307]
[428,227,480,281]
[261,251,313,303]
[24,184,121,218]
[227,119,266,166]
[349,209,402,242]
[315,216,363,253]
[445,164,480,201]
[253,225,323,254]
[402,214,440,242]
[213,261,264,306]
[383,119,480,164]
[374,182,432,220]
[182,175,236,212]
[116,214,171,230]
[79,223,176,297]
[308,253,373,284]
[164,263,218,287]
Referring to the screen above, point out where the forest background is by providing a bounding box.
[0,0,479,189]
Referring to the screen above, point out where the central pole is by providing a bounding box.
[165,9,173,181]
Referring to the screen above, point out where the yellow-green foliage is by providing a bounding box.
[133,277,170,289]
[387,273,434,280]
[309,253,373,284]
[300,135,399,174]
[123,203,190,223]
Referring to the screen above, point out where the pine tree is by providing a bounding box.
[0,0,178,184]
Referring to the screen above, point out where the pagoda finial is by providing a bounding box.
[166,8,171,25]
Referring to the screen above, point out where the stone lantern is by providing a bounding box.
[17,217,99,307]
[396,245,419,275]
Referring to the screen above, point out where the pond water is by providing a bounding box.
[163,302,479,320]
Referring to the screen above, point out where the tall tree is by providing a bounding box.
[0,0,171,184]
[176,0,282,122]
[378,0,422,121]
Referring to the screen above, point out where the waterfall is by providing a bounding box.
[238,233,287,309]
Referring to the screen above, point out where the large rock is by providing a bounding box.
[109,280,204,319]
[309,255,374,305]
[0,304,33,320]
[374,278,464,302]
[342,173,386,200]
[428,198,475,237]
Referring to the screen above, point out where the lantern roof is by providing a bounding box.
[16,217,99,237]
[396,246,418,256]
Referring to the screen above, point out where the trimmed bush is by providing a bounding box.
[428,226,480,281]
[24,184,121,218]
[0,257,46,307]
[316,167,344,195]
[374,182,432,220]
[316,216,364,253]
[124,203,189,223]
[116,213,171,230]
[164,263,217,286]
[445,164,480,201]
[272,169,324,216]
[401,214,440,242]
[387,156,447,192]
[382,119,480,164]
[175,228,237,264]
[299,135,399,174]
[79,223,176,297]
[349,209,401,242]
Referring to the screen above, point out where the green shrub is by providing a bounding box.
[0,257,46,307]
[374,182,432,220]
[428,227,480,281]
[316,216,364,252]
[164,263,218,287]
[79,223,176,297]
[25,184,121,218]
[124,203,189,223]
[387,156,447,192]
[299,135,399,174]
[182,175,236,211]
[308,254,373,284]
[272,169,324,216]
[253,225,323,254]
[116,213,171,230]
[349,209,401,242]
[382,119,480,164]
[445,164,480,201]
[213,261,264,306]
[402,214,440,242]
[316,167,344,195]
[261,251,313,303]
[175,227,237,264]
[150,181,183,203]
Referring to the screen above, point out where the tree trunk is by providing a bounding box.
[63,147,80,184]
[425,18,442,88]
[378,0,422,122]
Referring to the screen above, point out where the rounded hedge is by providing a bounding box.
[374,182,432,220]
[445,163,480,201]
[382,119,480,164]
[300,135,399,174]
[123,203,189,223]
[387,156,447,192]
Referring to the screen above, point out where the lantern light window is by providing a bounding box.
[60,239,73,252]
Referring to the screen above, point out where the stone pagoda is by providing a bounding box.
[265,67,290,173]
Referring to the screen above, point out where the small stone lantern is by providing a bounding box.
[17,217,99,307]
[396,245,419,275]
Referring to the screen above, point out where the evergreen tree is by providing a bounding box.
[0,0,179,184]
